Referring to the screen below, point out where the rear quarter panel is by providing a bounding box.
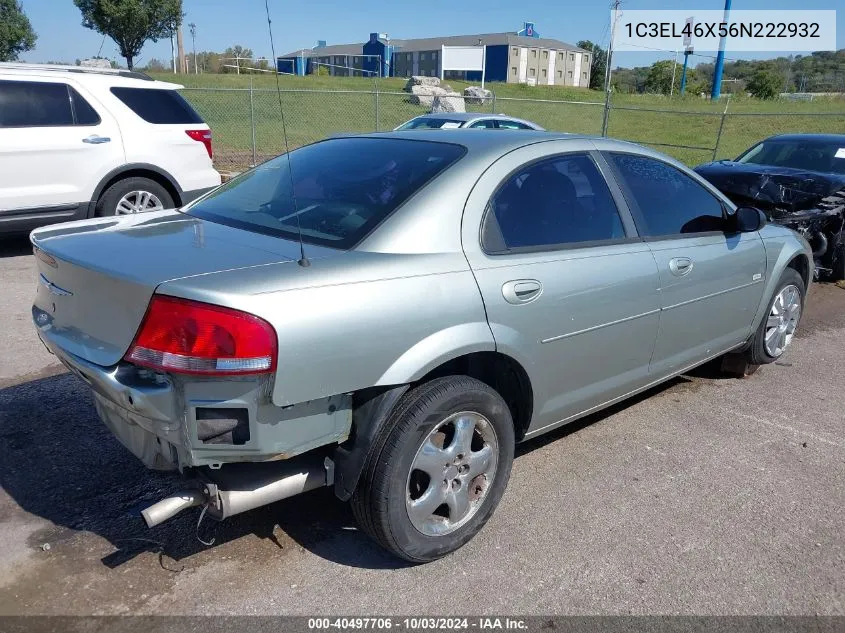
[158,251,494,407]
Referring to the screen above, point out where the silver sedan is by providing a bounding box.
[30,131,811,562]
[394,112,544,130]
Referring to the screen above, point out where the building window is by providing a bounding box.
[570,53,575,61]
[542,69,547,78]
[559,52,564,60]
[568,70,573,77]
[583,55,589,66]
[512,47,518,56]
[543,50,548,59]
[511,66,517,76]
[432,52,437,60]
[557,70,562,78]
[531,49,537,58]
[420,53,426,61]
[529,68,535,76]
[583,72,588,79]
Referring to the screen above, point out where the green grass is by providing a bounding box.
[148,72,845,171]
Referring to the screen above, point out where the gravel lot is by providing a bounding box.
[0,235,843,616]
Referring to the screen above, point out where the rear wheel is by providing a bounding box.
[351,376,515,563]
[746,268,805,366]
[96,177,174,217]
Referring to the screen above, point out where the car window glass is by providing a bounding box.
[187,137,465,249]
[737,139,845,175]
[468,120,497,129]
[69,87,101,125]
[497,120,531,130]
[486,153,625,251]
[607,153,725,236]
[0,80,73,127]
[110,87,203,124]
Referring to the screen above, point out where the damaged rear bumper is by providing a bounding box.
[38,329,353,471]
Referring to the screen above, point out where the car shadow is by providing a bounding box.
[0,370,708,572]
[0,236,32,258]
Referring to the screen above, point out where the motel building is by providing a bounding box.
[277,22,592,88]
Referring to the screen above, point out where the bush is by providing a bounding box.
[747,70,782,100]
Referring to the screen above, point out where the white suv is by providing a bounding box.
[0,63,221,235]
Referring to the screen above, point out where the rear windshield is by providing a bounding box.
[110,87,203,124]
[185,137,466,249]
[736,138,845,175]
[397,117,464,130]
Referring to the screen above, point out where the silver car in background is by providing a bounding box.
[394,112,544,130]
[30,131,812,563]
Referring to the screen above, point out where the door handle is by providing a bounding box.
[669,257,694,277]
[82,135,111,144]
[502,279,542,304]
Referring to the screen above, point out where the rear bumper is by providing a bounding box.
[37,330,353,471]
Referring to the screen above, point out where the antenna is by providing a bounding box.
[264,0,310,267]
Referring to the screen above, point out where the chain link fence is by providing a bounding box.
[180,84,845,175]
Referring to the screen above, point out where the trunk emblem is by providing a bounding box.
[39,273,73,297]
[34,248,58,268]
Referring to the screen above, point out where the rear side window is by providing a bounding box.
[484,153,625,251]
[110,87,203,124]
[186,137,465,249]
[0,80,73,127]
[497,120,532,130]
[70,87,101,125]
[606,153,726,237]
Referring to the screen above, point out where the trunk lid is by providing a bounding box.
[31,210,329,367]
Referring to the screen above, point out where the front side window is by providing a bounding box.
[186,137,465,249]
[484,153,625,251]
[606,153,726,237]
[468,119,497,129]
[0,80,73,127]
[110,87,203,124]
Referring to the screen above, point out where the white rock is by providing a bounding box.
[431,92,466,113]
[404,75,441,91]
[463,86,494,105]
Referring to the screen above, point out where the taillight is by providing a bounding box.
[125,295,276,375]
[186,129,213,159]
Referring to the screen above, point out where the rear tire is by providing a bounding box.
[351,376,515,563]
[746,268,805,365]
[96,177,174,217]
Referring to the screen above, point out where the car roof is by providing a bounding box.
[0,63,182,90]
[767,133,845,143]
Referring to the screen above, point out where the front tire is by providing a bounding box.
[351,376,515,563]
[746,268,805,365]
[96,177,174,217]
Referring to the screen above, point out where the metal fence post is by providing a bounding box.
[249,76,257,167]
[712,96,731,161]
[491,90,496,113]
[374,61,381,131]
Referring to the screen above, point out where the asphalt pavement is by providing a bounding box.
[0,236,843,616]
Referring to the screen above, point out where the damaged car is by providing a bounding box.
[31,132,812,562]
[696,134,845,281]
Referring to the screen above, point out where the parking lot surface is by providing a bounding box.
[0,236,843,615]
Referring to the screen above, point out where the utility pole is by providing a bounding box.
[711,0,732,99]
[670,50,678,97]
[189,23,197,74]
[170,31,176,73]
[601,0,621,137]
[176,24,186,73]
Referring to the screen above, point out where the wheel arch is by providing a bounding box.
[333,350,534,502]
[89,164,184,215]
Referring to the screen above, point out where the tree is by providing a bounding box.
[143,57,167,72]
[73,0,183,70]
[222,45,254,73]
[0,0,36,61]
[644,60,682,95]
[747,69,782,99]
[576,40,607,90]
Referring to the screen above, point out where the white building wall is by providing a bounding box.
[547,49,556,86]
[572,52,583,87]
[518,47,528,83]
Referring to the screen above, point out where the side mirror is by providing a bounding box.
[733,206,768,233]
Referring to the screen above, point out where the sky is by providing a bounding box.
[18,0,845,70]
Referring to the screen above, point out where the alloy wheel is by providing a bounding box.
[115,190,164,215]
[405,411,498,537]
[764,284,801,357]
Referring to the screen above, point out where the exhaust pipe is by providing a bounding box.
[141,456,333,528]
[142,490,205,528]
